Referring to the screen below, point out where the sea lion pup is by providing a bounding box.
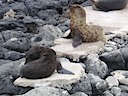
[69,4,106,47]
[21,46,74,79]
[92,0,128,11]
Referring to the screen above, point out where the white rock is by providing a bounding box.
[51,38,104,61]
[14,58,86,88]
[105,76,119,88]
[111,70,128,85]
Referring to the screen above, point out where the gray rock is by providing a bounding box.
[104,41,117,52]
[102,90,114,96]
[16,87,70,96]
[86,73,104,84]
[31,25,63,47]
[2,37,31,52]
[105,76,119,88]
[0,47,8,59]
[0,58,31,95]
[0,18,25,32]
[24,0,59,16]
[69,0,86,4]
[119,85,128,92]
[1,30,27,41]
[9,2,28,15]
[0,4,10,19]
[84,54,108,78]
[120,48,128,69]
[70,77,92,96]
[120,92,128,96]
[0,59,11,66]
[70,80,92,95]
[99,50,126,70]
[81,0,92,7]
[37,9,58,20]
[111,87,121,96]
[71,92,88,96]
[59,26,68,32]
[0,33,4,44]
[4,51,25,61]
[92,80,108,96]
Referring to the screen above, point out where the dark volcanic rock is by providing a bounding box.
[9,2,28,16]
[24,0,59,16]
[37,9,58,20]
[120,47,128,69]
[0,18,25,32]
[84,54,108,78]
[0,33,4,44]
[1,30,27,42]
[4,51,25,61]
[69,0,86,4]
[99,50,126,71]
[0,47,8,59]
[0,4,10,19]
[92,81,108,96]
[0,59,32,95]
[31,25,63,47]
[69,78,92,96]
[2,37,31,53]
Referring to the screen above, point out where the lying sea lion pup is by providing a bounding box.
[69,4,106,47]
[21,46,74,79]
[92,0,128,11]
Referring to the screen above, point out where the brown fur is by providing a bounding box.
[21,46,63,79]
[69,4,106,47]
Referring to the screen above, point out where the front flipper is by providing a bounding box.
[56,61,74,75]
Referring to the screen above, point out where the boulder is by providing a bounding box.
[31,25,63,47]
[84,54,108,78]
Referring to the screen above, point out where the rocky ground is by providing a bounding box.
[0,0,128,96]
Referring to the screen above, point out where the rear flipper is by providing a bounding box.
[57,67,74,75]
[56,61,74,75]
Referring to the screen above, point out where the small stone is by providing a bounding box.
[105,76,119,88]
[120,92,128,96]
[71,92,88,96]
[86,73,104,84]
[119,85,128,92]
[102,90,114,96]
[111,87,121,96]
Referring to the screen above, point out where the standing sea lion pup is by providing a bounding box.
[92,0,128,11]
[69,4,106,47]
[21,46,74,79]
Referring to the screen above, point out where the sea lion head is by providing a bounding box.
[69,4,86,18]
